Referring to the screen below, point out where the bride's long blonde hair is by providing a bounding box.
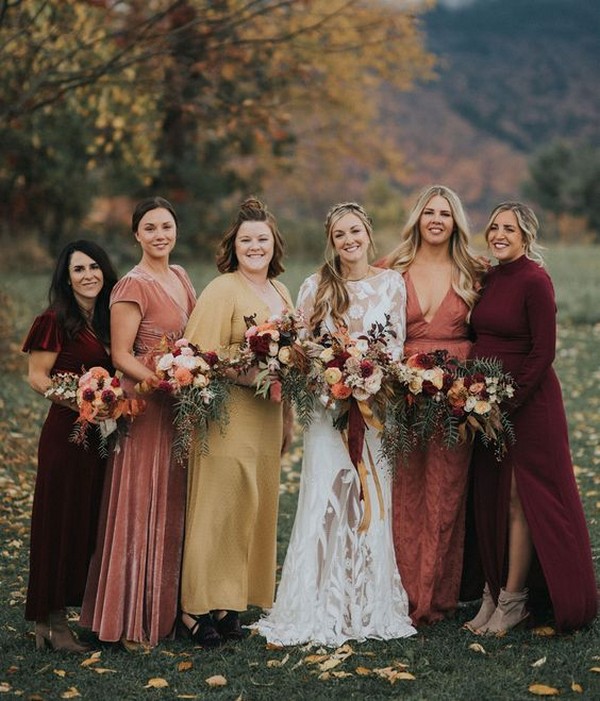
[385,185,485,311]
[309,202,375,334]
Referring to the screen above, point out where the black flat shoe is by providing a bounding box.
[182,613,221,648]
[213,611,244,641]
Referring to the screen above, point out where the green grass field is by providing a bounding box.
[0,248,599,699]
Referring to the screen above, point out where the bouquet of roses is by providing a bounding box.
[144,337,234,462]
[46,367,146,456]
[381,350,515,463]
[238,311,314,424]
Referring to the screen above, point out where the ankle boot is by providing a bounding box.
[35,610,91,653]
[478,587,529,635]
[463,583,496,633]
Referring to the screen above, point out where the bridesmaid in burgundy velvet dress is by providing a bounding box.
[465,202,597,635]
[23,240,117,651]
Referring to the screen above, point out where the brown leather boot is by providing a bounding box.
[35,610,91,653]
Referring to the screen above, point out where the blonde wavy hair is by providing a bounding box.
[484,201,545,266]
[309,202,375,334]
[386,184,485,311]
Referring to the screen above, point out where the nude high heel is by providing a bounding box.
[463,583,496,633]
[478,587,529,635]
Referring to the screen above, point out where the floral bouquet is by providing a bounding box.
[238,311,314,423]
[46,367,146,456]
[144,337,234,462]
[381,350,515,463]
[303,318,399,532]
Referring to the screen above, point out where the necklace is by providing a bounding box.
[345,266,372,282]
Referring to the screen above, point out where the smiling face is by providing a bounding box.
[330,211,371,270]
[418,194,455,249]
[135,207,177,260]
[234,220,275,277]
[487,209,526,264]
[69,250,104,309]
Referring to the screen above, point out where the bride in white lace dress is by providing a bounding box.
[255,203,416,646]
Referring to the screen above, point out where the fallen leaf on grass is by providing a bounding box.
[531,657,547,668]
[54,669,67,678]
[532,626,556,637]
[205,675,227,687]
[0,682,12,693]
[571,682,583,693]
[60,688,81,699]
[80,651,102,667]
[266,642,285,650]
[355,666,371,676]
[590,667,600,673]
[468,643,486,655]
[267,653,289,668]
[304,654,330,664]
[528,683,560,696]
[93,668,117,674]
[177,660,193,672]
[373,666,416,684]
[145,678,169,689]
[331,671,353,679]
[319,658,342,672]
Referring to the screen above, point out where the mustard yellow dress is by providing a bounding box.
[181,272,293,614]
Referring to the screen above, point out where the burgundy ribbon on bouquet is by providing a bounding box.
[342,399,386,533]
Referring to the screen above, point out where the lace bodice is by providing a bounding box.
[296,268,407,360]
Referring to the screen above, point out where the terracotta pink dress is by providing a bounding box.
[81,265,196,645]
[392,271,473,625]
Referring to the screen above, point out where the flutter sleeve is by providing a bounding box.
[22,310,63,353]
[184,275,236,353]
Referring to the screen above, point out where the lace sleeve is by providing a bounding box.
[295,274,319,339]
[386,270,406,361]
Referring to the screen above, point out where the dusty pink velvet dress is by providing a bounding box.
[392,271,473,625]
[81,265,196,645]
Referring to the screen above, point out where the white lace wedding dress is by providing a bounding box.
[255,269,416,646]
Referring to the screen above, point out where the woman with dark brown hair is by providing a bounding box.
[180,197,293,646]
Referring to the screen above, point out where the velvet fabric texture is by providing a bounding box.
[181,272,292,615]
[81,265,196,645]
[392,271,473,626]
[23,311,111,621]
[469,255,597,632]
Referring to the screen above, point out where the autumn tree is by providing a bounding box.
[0,0,435,259]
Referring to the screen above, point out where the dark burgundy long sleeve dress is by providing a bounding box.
[23,310,112,622]
[469,255,597,632]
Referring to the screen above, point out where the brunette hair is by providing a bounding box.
[309,202,375,333]
[484,201,545,266]
[48,240,118,344]
[131,196,179,233]
[386,184,485,311]
[215,197,285,277]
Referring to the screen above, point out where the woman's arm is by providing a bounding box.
[28,350,77,410]
[110,301,157,384]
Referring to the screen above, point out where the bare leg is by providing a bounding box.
[505,471,533,593]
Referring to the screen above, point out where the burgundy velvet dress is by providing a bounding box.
[392,271,473,625]
[470,255,597,632]
[23,310,112,621]
[81,265,196,645]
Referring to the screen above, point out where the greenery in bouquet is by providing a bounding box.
[148,337,234,463]
[381,349,515,464]
[239,311,315,427]
[46,367,146,457]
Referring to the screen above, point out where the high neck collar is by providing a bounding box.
[494,254,530,274]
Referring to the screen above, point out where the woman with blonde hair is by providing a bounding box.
[465,202,596,634]
[255,202,415,646]
[381,184,486,626]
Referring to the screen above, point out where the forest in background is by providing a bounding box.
[1,0,599,270]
